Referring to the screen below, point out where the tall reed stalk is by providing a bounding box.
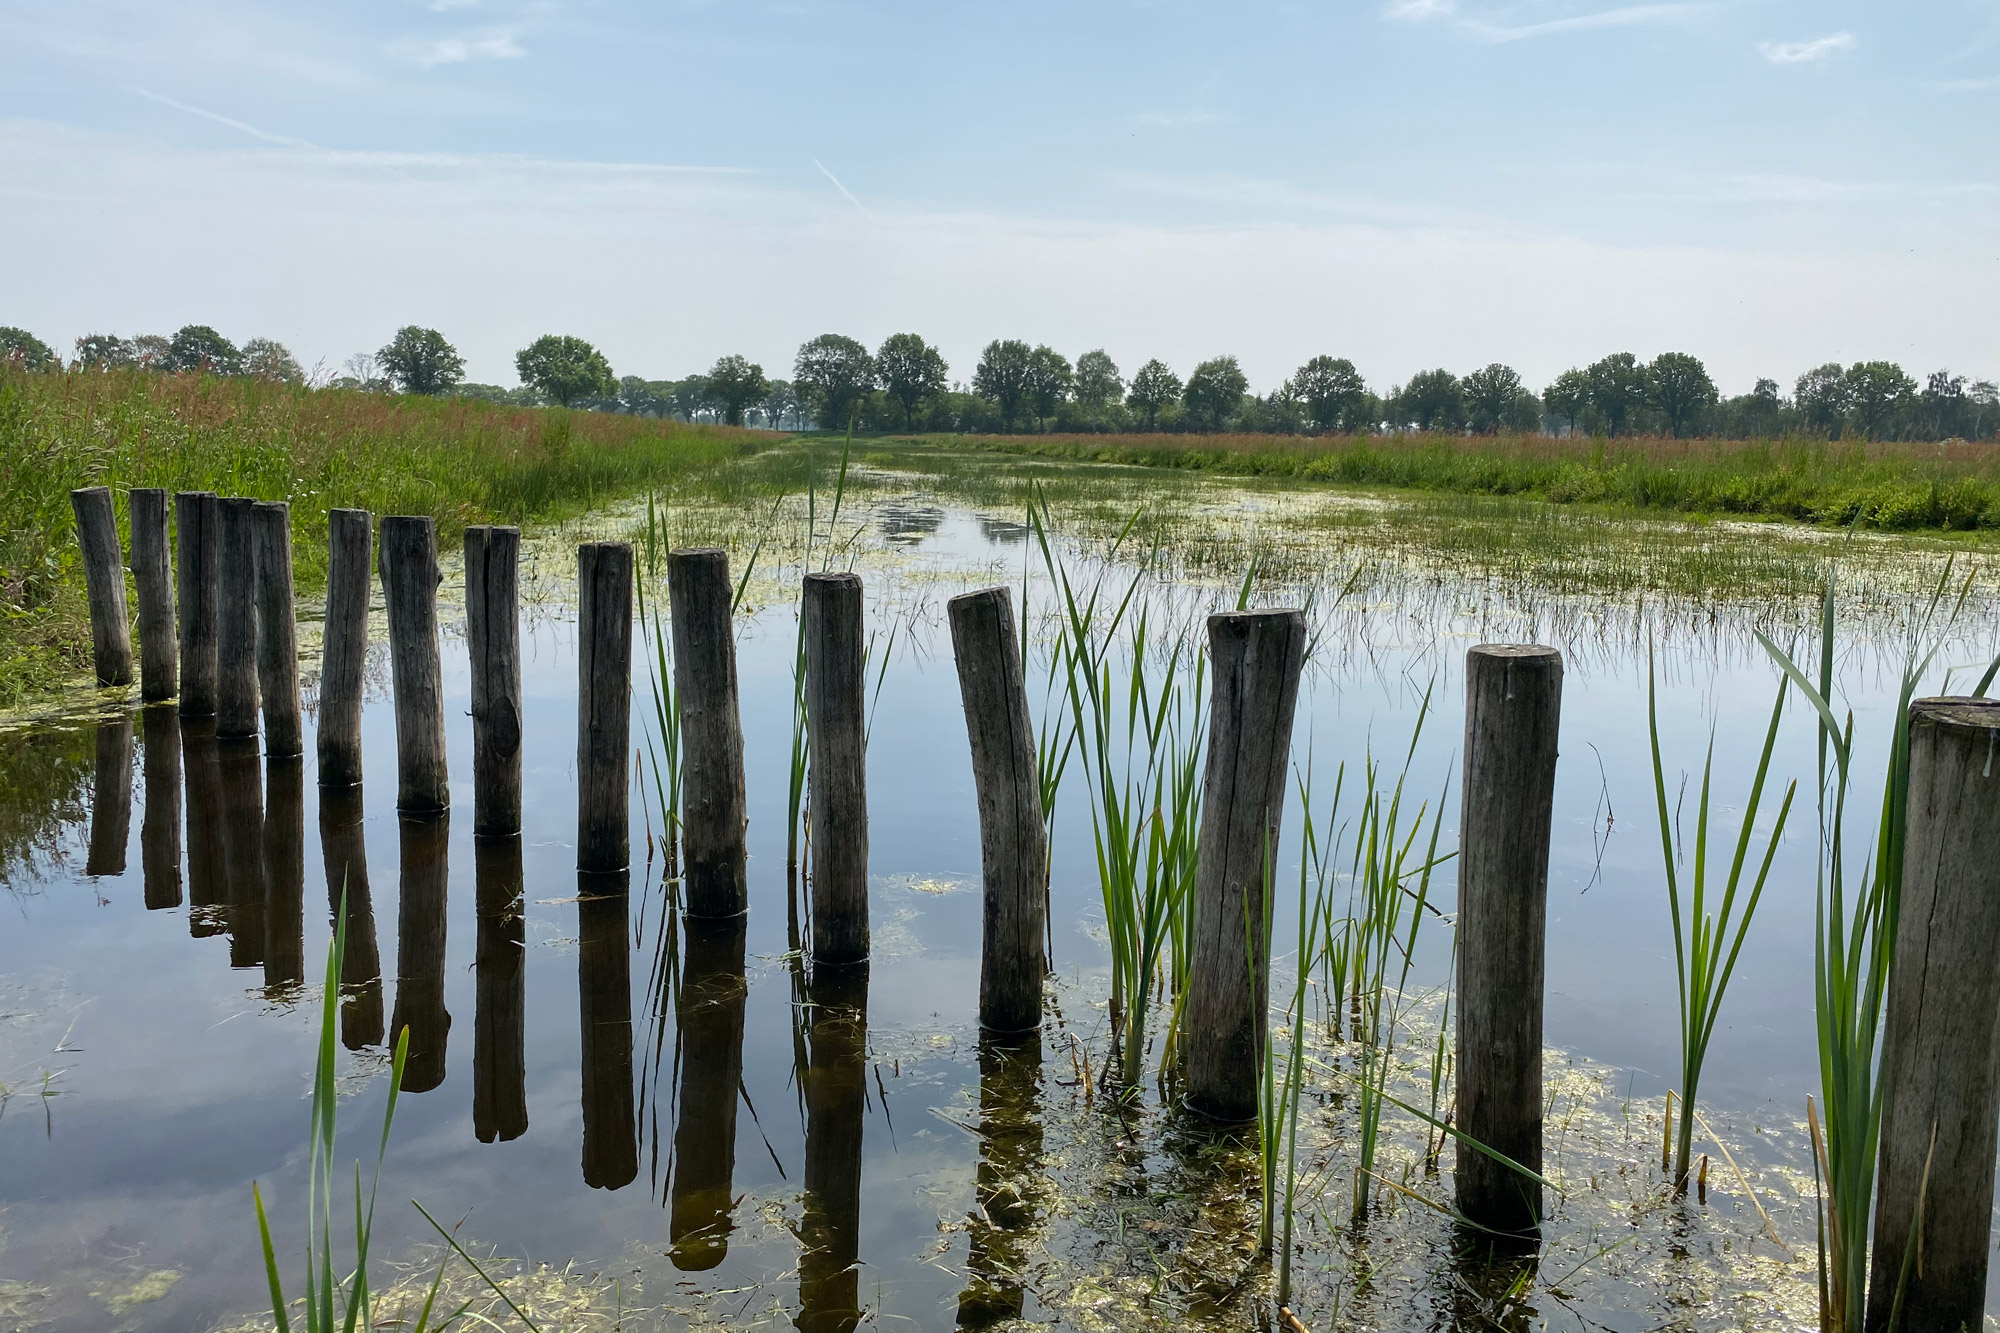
[1647,659,1796,1191]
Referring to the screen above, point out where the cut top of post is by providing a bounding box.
[1909,696,2000,734]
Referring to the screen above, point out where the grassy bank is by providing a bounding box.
[0,366,764,708]
[907,430,2000,532]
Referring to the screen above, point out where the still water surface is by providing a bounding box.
[2,487,1996,1330]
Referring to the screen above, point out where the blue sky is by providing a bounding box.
[2,0,1995,394]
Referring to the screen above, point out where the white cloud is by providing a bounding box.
[388,26,526,67]
[1466,4,1702,43]
[1935,75,1999,93]
[1757,32,1855,65]
[1385,0,1455,21]
[1131,109,1222,128]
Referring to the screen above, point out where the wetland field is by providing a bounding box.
[6,420,2000,1331]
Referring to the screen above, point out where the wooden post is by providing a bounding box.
[140,704,183,910]
[948,586,1046,1033]
[466,526,523,837]
[319,783,384,1050]
[392,812,452,1093]
[577,542,632,874]
[262,755,306,994]
[668,548,748,918]
[252,502,303,758]
[1455,644,1563,1238]
[129,488,177,702]
[578,871,637,1190]
[86,713,135,876]
[1183,609,1306,1123]
[318,509,372,787]
[670,917,749,1269]
[805,572,868,966]
[216,497,261,740]
[71,486,133,687]
[475,835,528,1143]
[176,491,219,716]
[1866,697,2000,1333]
[379,517,448,813]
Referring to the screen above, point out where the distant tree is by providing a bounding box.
[1183,355,1247,432]
[1584,353,1648,436]
[671,376,712,422]
[761,379,799,430]
[875,333,948,428]
[1126,359,1182,430]
[1543,369,1590,434]
[449,383,515,404]
[1025,345,1073,426]
[1969,381,1999,440]
[1728,378,1787,437]
[163,325,243,375]
[794,334,875,429]
[1074,349,1123,412]
[377,326,465,396]
[242,338,305,385]
[705,354,770,426]
[1503,387,1544,434]
[1245,382,1306,434]
[74,333,135,369]
[1919,370,1969,440]
[1845,361,1915,440]
[0,327,58,370]
[129,335,172,369]
[1462,363,1525,434]
[1292,355,1368,433]
[333,352,391,393]
[973,339,1034,430]
[1394,369,1464,432]
[1649,352,1717,438]
[1794,363,1851,437]
[515,334,615,407]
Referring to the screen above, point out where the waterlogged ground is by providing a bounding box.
[5,446,2000,1332]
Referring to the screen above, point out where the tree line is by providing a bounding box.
[7,322,1996,443]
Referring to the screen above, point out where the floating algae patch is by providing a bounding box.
[97,1268,179,1314]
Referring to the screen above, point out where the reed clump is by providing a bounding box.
[0,365,762,706]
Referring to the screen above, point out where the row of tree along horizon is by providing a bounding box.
[7,321,1997,443]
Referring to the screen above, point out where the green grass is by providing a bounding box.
[899,429,2000,534]
[0,365,763,708]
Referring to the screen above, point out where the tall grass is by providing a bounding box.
[931,429,2000,532]
[1646,662,1796,1191]
[0,364,759,706]
[1755,570,1974,1333]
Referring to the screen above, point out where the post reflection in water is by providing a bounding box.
[392,814,452,1093]
[669,918,749,1271]
[139,706,182,910]
[579,872,637,1190]
[319,784,383,1050]
[474,836,528,1143]
[955,1033,1047,1329]
[1445,1231,1539,1333]
[261,756,306,995]
[797,964,869,1333]
[217,738,265,968]
[85,713,133,877]
[181,717,226,937]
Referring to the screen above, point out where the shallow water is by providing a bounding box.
[3,477,2000,1331]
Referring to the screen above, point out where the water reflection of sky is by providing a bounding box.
[1,490,1996,1330]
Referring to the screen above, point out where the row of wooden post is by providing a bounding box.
[71,488,2000,1325]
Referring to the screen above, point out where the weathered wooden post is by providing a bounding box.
[948,586,1047,1033]
[317,508,371,787]
[86,713,135,876]
[1866,697,2000,1333]
[176,491,220,716]
[466,526,522,837]
[379,517,448,813]
[1184,609,1306,1123]
[577,542,632,874]
[71,486,133,687]
[140,704,183,910]
[129,488,177,702]
[216,497,261,740]
[805,572,868,966]
[252,502,303,758]
[1455,644,1563,1239]
[668,548,748,918]
[475,834,528,1143]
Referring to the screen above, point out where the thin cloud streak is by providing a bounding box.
[814,158,871,215]
[131,88,321,150]
[388,26,526,67]
[1465,4,1703,43]
[1756,32,1855,64]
